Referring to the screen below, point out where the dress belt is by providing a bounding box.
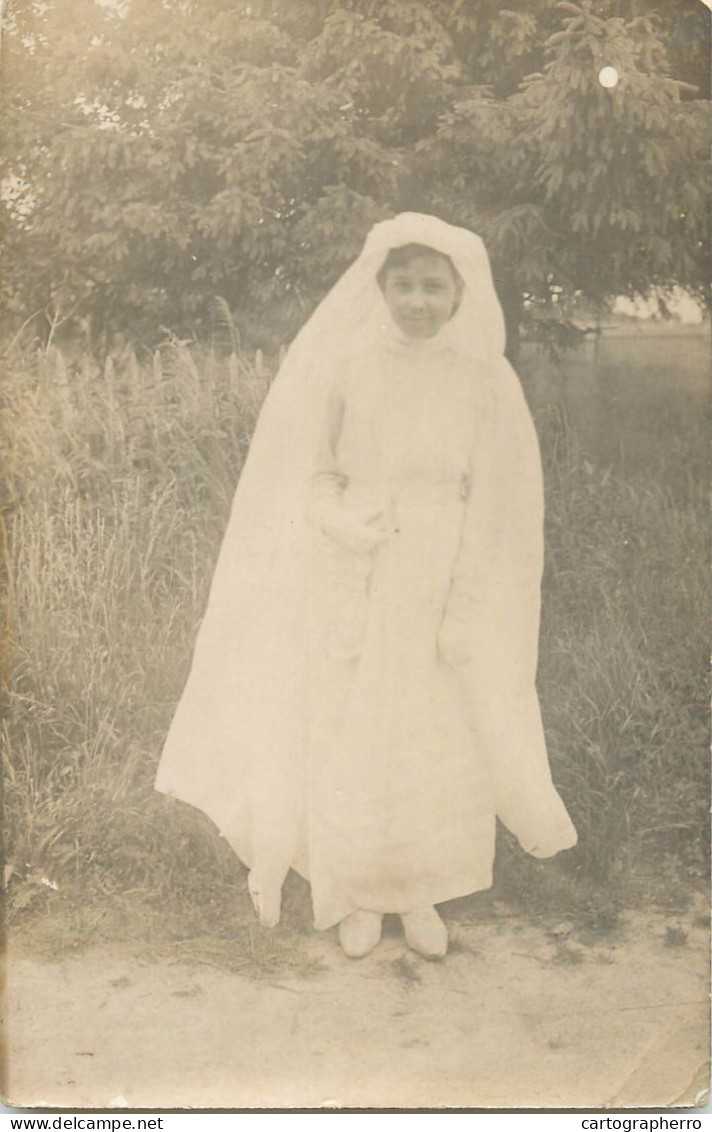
[345,476,469,504]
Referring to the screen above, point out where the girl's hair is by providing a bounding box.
[376,243,464,296]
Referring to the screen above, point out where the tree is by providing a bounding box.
[415,2,710,347]
[1,0,709,350]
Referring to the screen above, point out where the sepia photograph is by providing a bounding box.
[1,0,710,1113]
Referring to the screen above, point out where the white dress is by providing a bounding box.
[305,332,496,929]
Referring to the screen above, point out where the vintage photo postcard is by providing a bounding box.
[1,0,709,1112]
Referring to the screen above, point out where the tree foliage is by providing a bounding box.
[1,0,709,347]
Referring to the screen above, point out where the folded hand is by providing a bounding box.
[321,503,390,555]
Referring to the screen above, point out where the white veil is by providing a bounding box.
[155,213,576,907]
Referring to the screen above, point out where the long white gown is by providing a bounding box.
[306,332,496,928]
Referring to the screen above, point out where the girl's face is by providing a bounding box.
[382,252,460,339]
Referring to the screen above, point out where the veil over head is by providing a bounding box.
[155,212,576,900]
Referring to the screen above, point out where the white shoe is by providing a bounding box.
[338,910,383,958]
[401,907,448,959]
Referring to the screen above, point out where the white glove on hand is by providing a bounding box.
[319,503,390,555]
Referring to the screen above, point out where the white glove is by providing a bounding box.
[319,502,390,555]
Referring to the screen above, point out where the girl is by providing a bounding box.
[155,213,576,959]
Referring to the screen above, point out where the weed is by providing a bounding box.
[551,943,585,967]
[579,908,621,936]
[663,925,689,948]
[390,955,422,984]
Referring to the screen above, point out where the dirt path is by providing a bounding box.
[3,909,709,1110]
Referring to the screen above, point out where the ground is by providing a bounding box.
[3,891,709,1111]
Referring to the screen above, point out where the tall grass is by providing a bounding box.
[537,405,708,894]
[2,342,269,910]
[2,338,708,929]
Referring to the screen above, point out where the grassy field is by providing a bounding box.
[2,329,709,944]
